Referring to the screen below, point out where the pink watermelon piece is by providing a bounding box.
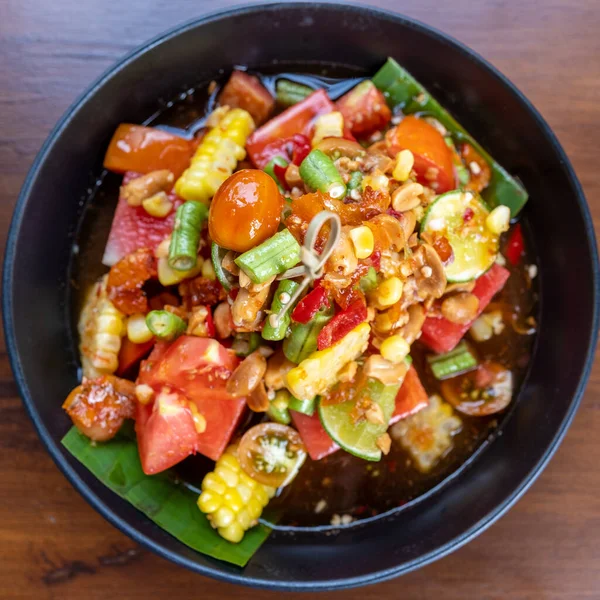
[102,171,183,266]
[420,264,511,354]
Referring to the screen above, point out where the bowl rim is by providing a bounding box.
[3,0,599,590]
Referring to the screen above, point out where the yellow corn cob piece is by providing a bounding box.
[286,322,371,401]
[175,108,255,203]
[391,394,462,473]
[78,275,126,378]
[312,111,344,146]
[197,445,275,543]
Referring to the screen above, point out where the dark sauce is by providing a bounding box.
[70,68,538,529]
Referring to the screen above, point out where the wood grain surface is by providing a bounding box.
[1,0,599,598]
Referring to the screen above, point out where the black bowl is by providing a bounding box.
[3,1,598,591]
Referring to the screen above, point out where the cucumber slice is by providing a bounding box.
[421,190,499,283]
[318,378,399,461]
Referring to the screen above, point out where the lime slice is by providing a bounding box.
[421,190,499,283]
[318,378,399,461]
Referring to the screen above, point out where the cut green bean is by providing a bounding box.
[168,201,208,271]
[235,229,301,284]
[359,267,378,293]
[264,156,288,193]
[210,242,236,291]
[275,79,313,107]
[347,171,363,193]
[267,390,292,425]
[146,310,186,341]
[232,332,261,357]
[283,308,333,363]
[427,341,477,380]
[372,58,528,216]
[262,280,300,341]
[288,395,316,417]
[299,149,346,199]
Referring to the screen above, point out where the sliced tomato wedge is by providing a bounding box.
[247,89,334,168]
[103,124,194,179]
[336,80,391,136]
[218,70,275,126]
[420,264,510,354]
[385,115,455,193]
[136,388,200,475]
[137,336,246,463]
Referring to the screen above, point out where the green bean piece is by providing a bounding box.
[347,171,363,193]
[231,332,261,357]
[235,229,301,284]
[299,149,346,199]
[283,308,333,363]
[288,395,316,417]
[267,390,292,425]
[359,267,378,293]
[427,341,477,380]
[168,201,208,271]
[210,242,236,291]
[146,310,186,341]
[262,280,300,341]
[275,79,313,107]
[264,156,288,193]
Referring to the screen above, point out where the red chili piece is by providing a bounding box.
[291,284,330,324]
[205,307,216,338]
[505,223,524,265]
[316,300,367,350]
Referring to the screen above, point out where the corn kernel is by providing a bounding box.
[202,473,227,495]
[239,471,257,489]
[198,490,223,513]
[312,111,344,146]
[215,466,239,488]
[201,257,216,280]
[219,522,244,543]
[223,489,244,513]
[486,205,511,235]
[246,498,263,521]
[213,506,235,528]
[157,256,203,286]
[393,149,415,182]
[380,335,410,364]
[135,384,154,405]
[254,485,269,507]
[236,483,254,504]
[362,172,390,193]
[97,313,124,337]
[127,313,154,344]
[218,453,241,473]
[142,191,173,218]
[348,225,374,259]
[236,507,252,530]
[94,332,121,354]
[374,277,403,308]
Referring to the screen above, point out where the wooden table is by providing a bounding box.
[1,0,599,597]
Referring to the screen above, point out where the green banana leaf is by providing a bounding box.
[62,425,271,567]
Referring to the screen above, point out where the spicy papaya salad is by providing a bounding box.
[64,59,537,545]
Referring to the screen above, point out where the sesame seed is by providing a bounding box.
[469,161,482,175]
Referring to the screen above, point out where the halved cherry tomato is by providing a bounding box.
[385,116,455,193]
[208,169,283,252]
[237,423,307,488]
[103,124,194,179]
[336,80,391,136]
[218,70,275,126]
[441,361,513,416]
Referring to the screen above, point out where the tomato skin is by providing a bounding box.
[505,223,525,265]
[336,80,392,136]
[316,300,367,350]
[208,169,283,252]
[137,337,246,462]
[218,70,275,126]
[116,338,154,376]
[103,124,194,179]
[247,89,335,168]
[385,116,455,193]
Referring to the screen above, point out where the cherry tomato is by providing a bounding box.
[385,115,455,193]
[218,70,275,126]
[336,80,392,136]
[103,124,194,179]
[208,169,283,252]
[237,423,307,488]
[440,361,513,416]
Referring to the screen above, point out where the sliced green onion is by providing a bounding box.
[276,79,313,107]
[211,242,236,291]
[267,390,292,425]
[232,332,261,357]
[283,308,332,363]
[235,229,301,284]
[347,171,363,193]
[146,310,186,341]
[427,341,477,380]
[264,156,288,193]
[262,279,300,341]
[299,149,346,199]
[288,395,316,416]
[168,201,208,271]
[359,266,378,293]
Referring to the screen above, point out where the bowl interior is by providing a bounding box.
[4,2,598,590]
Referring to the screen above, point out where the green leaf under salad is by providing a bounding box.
[61,424,271,567]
